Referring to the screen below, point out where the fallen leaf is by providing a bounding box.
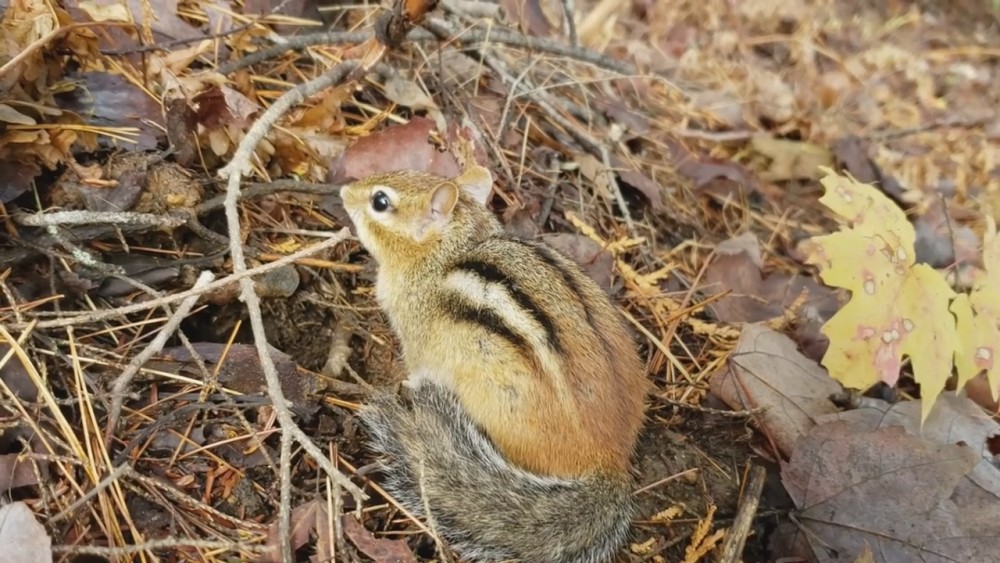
[593,96,653,138]
[76,0,130,21]
[0,160,40,203]
[912,198,981,269]
[750,70,797,124]
[952,216,1000,400]
[666,138,760,200]
[700,233,840,325]
[193,85,260,130]
[148,343,319,415]
[612,155,663,210]
[749,135,834,182]
[342,514,418,563]
[327,117,461,183]
[708,324,842,456]
[575,153,613,200]
[51,153,148,213]
[0,104,36,125]
[831,135,906,203]
[776,421,994,563]
[66,0,203,44]
[261,501,326,563]
[0,502,51,563]
[0,344,38,402]
[687,88,746,131]
[55,72,163,150]
[804,169,961,421]
[383,77,446,132]
[0,454,41,492]
[820,393,999,469]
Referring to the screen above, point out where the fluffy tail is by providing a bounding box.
[360,382,635,563]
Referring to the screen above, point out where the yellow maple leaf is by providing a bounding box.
[806,169,959,422]
[952,216,1000,400]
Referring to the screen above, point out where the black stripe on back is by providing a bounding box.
[510,238,588,305]
[507,237,618,361]
[453,258,562,353]
[444,297,532,359]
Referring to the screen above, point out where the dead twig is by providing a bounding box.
[8,234,346,330]
[217,60,366,563]
[104,270,216,443]
[218,23,636,76]
[15,210,186,229]
[427,18,641,238]
[715,465,767,563]
[51,539,269,557]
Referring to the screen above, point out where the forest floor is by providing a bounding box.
[1,0,999,561]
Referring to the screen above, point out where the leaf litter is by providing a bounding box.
[1,0,1000,561]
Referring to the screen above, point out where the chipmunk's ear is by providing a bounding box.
[415,181,458,240]
[455,165,493,205]
[428,181,459,222]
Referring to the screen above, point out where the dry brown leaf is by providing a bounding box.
[0,104,36,125]
[0,160,40,203]
[194,85,260,130]
[688,89,746,130]
[327,117,461,183]
[776,420,994,563]
[148,343,319,415]
[575,153,613,200]
[708,324,842,456]
[383,76,445,132]
[57,72,163,150]
[749,135,834,182]
[342,514,419,563]
[700,232,839,329]
[666,138,759,200]
[913,199,981,269]
[612,155,663,210]
[261,501,325,563]
[831,135,906,202]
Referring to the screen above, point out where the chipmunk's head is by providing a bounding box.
[340,166,495,266]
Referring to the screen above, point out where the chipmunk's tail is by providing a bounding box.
[360,382,634,563]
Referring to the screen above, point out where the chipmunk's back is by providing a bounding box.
[421,234,647,477]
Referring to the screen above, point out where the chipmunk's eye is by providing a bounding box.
[370,190,391,213]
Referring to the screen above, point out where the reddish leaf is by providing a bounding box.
[261,501,323,563]
[665,138,760,199]
[149,343,318,414]
[194,85,260,129]
[342,514,418,563]
[700,233,839,326]
[328,117,461,183]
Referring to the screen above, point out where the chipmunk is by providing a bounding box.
[341,165,649,563]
